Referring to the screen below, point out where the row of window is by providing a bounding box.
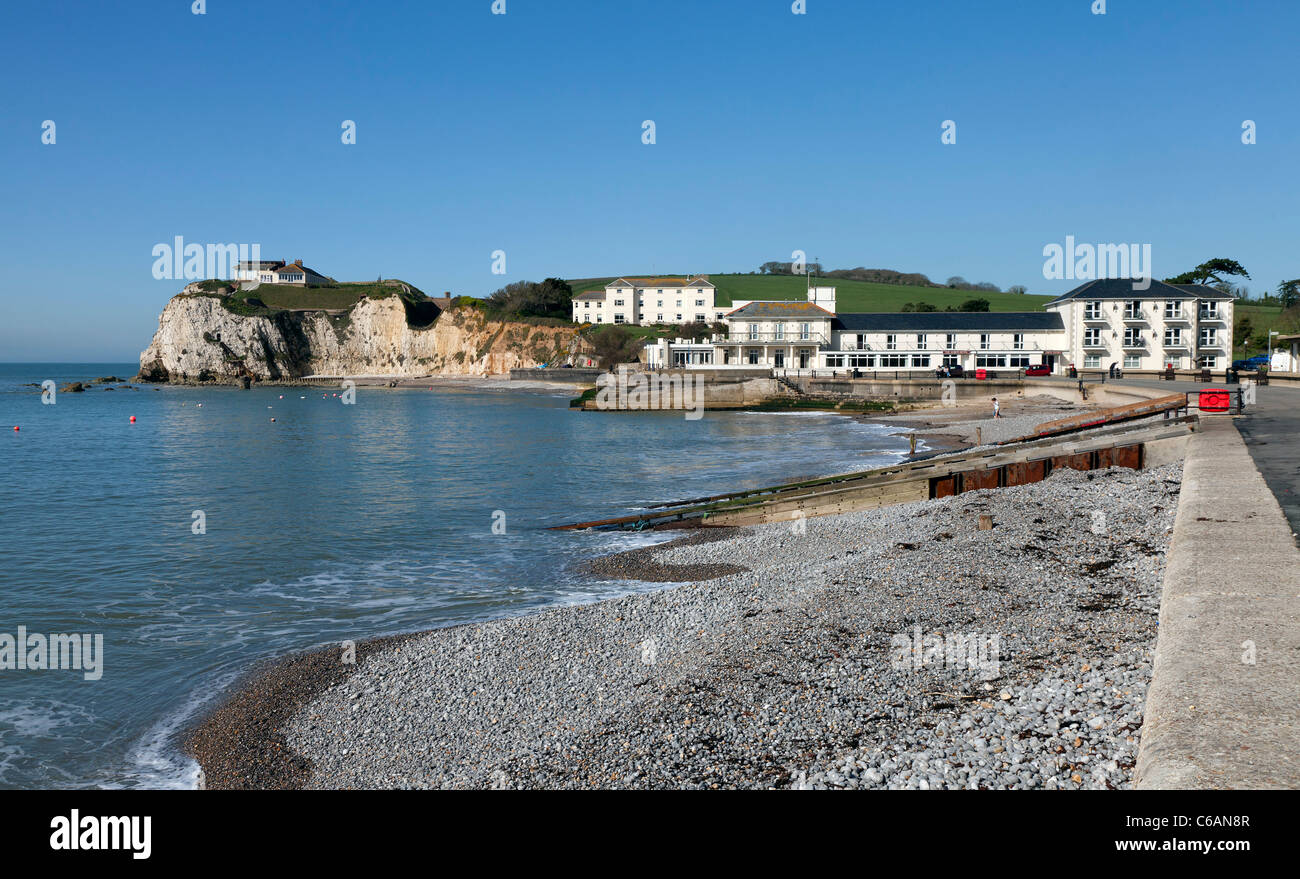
[1081,354,1220,369]
[582,299,709,308]
[612,288,709,295]
[1083,300,1221,320]
[1083,328,1219,347]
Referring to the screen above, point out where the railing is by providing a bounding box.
[714,332,829,344]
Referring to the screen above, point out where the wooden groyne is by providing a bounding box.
[552,416,1199,531]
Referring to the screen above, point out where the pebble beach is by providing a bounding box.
[191,450,1182,790]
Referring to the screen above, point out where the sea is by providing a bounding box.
[0,363,913,788]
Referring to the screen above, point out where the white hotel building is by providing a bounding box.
[642,279,1234,375]
[1043,278,1235,372]
[571,277,725,326]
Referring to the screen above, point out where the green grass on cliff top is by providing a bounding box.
[565,274,1055,313]
[198,280,429,315]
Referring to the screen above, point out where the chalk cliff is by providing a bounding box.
[138,286,578,381]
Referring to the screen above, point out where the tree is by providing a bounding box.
[946,276,968,289]
[589,326,646,368]
[485,277,573,319]
[1164,258,1251,288]
[1277,279,1300,310]
[958,298,990,312]
[1008,285,1028,295]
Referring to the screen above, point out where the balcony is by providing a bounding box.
[1198,309,1227,323]
[716,332,828,346]
[1122,309,1149,324]
[1122,336,1147,350]
[1162,337,1191,350]
[1162,309,1193,324]
[1082,337,1108,350]
[1198,336,1227,350]
[1082,311,1109,324]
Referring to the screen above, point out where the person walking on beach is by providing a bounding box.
[992,396,1001,419]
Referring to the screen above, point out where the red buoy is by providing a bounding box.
[129,415,137,423]
[12,426,18,432]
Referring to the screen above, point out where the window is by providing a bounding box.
[1083,355,1100,368]
[856,333,868,350]
[1009,355,1031,368]
[825,354,845,368]
[879,354,907,367]
[614,314,625,324]
[657,300,663,307]
[1084,301,1102,319]
[747,349,760,365]
[774,324,785,341]
[945,334,956,349]
[1123,328,1143,347]
[1163,328,1183,347]
[976,354,1008,367]
[747,324,759,340]
[1200,328,1218,346]
[675,314,682,322]
[614,299,624,306]
[656,314,663,323]
[695,299,704,306]
[1198,355,1218,369]
[910,354,930,367]
[800,322,811,340]
[1124,301,1142,319]
[979,334,990,350]
[1200,301,1219,318]
[916,334,926,350]
[1084,328,1103,346]
[695,314,705,323]
[583,301,590,308]
[1013,333,1024,350]
[1124,355,1141,369]
[1164,301,1182,319]
[676,300,682,307]
[850,354,875,368]
[596,315,604,323]
[886,334,897,350]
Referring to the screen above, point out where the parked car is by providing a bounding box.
[1023,364,1051,376]
[936,364,965,378]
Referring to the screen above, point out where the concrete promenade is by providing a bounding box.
[1134,416,1300,788]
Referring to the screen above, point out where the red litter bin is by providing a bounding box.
[1198,388,1230,413]
[975,368,987,380]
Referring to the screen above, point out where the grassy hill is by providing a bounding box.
[567,274,1054,312]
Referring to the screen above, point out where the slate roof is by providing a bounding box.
[573,290,606,301]
[726,301,836,318]
[608,277,714,289]
[1045,278,1235,306]
[830,312,1065,332]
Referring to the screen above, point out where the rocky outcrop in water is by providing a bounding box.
[138,288,577,382]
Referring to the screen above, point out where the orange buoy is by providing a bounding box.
[129,415,137,423]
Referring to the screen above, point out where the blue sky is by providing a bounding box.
[2,0,1296,360]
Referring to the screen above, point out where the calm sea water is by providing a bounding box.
[0,363,912,789]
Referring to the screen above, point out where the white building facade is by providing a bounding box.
[1044,278,1235,372]
[572,277,723,326]
[646,285,1067,373]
